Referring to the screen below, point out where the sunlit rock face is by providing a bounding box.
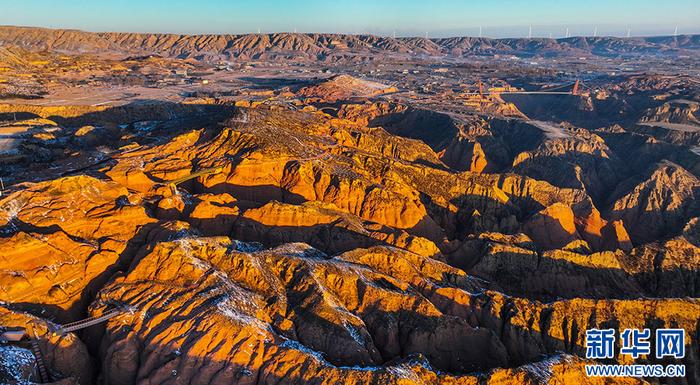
[0,306,93,385]
[0,42,699,384]
[0,176,157,320]
[93,238,684,385]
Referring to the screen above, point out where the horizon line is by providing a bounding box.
[1,24,697,41]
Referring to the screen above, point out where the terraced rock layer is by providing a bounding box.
[0,100,698,384]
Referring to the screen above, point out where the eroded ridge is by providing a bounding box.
[1,31,699,384]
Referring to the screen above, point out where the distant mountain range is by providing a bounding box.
[1,26,699,61]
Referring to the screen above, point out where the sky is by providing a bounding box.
[1,0,698,38]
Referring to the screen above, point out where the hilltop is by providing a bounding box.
[1,26,700,61]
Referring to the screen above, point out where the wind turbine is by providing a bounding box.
[674,25,678,36]
[565,27,570,38]
[479,25,482,38]
[627,27,631,38]
[593,26,597,37]
[528,25,532,39]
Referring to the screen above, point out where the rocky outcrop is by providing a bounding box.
[329,118,443,166]
[640,100,700,127]
[472,243,644,299]
[235,200,441,257]
[1,77,698,385]
[439,138,490,173]
[0,176,156,320]
[523,203,581,250]
[297,75,398,101]
[91,237,686,385]
[619,217,700,297]
[0,306,92,385]
[522,200,632,252]
[337,101,407,126]
[187,193,241,235]
[94,239,507,382]
[512,127,625,202]
[609,161,700,244]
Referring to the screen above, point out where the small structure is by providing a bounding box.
[52,308,122,335]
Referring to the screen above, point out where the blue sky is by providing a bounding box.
[1,0,698,38]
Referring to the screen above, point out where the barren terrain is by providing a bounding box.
[0,26,699,385]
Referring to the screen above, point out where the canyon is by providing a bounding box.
[0,26,699,385]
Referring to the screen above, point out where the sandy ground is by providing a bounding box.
[528,120,569,138]
[3,84,197,107]
[0,69,321,107]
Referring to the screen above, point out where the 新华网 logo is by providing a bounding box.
[586,328,685,359]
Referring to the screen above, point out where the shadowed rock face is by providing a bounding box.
[96,240,505,378]
[609,161,700,245]
[92,238,682,385]
[0,307,92,385]
[0,82,699,383]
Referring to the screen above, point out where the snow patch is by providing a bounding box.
[0,345,36,385]
[227,240,264,253]
[519,354,566,383]
[386,364,422,382]
[343,322,365,346]
[280,339,326,362]
[0,197,24,222]
[271,243,327,259]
